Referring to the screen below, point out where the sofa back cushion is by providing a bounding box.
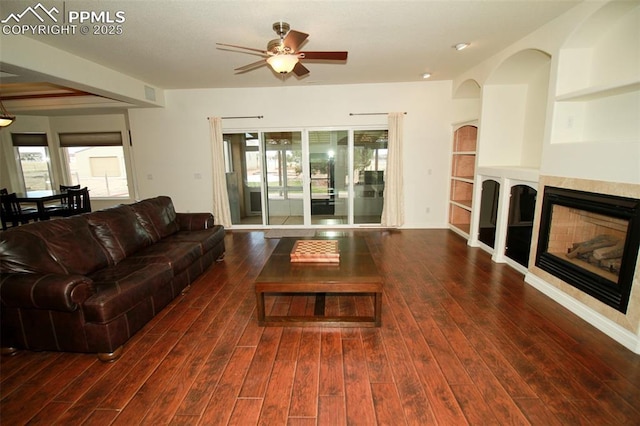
[87,205,153,264]
[130,196,180,242]
[0,217,110,275]
[0,229,64,274]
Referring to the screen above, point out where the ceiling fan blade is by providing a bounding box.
[235,59,267,73]
[292,62,310,77]
[283,30,309,52]
[216,43,268,55]
[300,51,348,61]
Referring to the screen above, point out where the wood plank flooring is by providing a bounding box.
[1,229,640,425]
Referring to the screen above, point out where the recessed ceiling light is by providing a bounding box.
[453,43,470,51]
[422,72,432,79]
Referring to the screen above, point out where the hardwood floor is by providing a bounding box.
[2,230,640,425]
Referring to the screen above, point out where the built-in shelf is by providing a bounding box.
[556,80,640,102]
[449,125,477,237]
[452,176,474,183]
[451,200,472,210]
[551,2,639,147]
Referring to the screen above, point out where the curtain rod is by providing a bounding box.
[208,115,263,120]
[349,112,407,116]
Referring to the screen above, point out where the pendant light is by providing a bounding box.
[0,99,16,127]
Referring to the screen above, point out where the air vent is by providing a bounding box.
[144,85,156,102]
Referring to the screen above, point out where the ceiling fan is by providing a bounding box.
[216,22,348,77]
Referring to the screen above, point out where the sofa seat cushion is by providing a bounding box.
[125,241,202,275]
[84,262,172,323]
[161,225,225,254]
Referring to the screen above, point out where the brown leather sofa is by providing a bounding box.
[0,196,225,361]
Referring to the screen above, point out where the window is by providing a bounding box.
[11,133,53,191]
[58,132,129,198]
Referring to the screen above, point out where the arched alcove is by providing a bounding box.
[454,79,481,99]
[479,49,552,169]
[551,1,638,148]
[449,79,481,239]
[556,1,639,94]
[486,49,552,85]
[452,79,481,125]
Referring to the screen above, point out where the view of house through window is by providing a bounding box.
[223,128,387,226]
[59,132,129,198]
[11,133,53,191]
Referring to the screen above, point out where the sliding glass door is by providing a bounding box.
[223,128,386,227]
[354,130,387,224]
[223,132,262,225]
[264,131,303,225]
[309,130,348,225]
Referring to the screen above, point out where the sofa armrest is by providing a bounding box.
[0,274,95,312]
[176,212,215,230]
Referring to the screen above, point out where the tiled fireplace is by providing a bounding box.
[535,186,640,313]
[528,176,640,353]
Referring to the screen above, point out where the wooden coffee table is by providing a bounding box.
[255,237,383,327]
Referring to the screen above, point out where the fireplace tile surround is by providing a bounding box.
[535,186,639,313]
[528,176,640,352]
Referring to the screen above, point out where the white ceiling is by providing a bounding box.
[0,0,582,93]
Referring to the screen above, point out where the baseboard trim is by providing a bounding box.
[524,272,640,355]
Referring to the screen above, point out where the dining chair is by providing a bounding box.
[43,184,83,216]
[0,193,40,230]
[0,188,8,195]
[60,185,81,191]
[68,187,91,214]
[49,187,91,217]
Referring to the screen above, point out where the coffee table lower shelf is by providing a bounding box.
[255,287,382,327]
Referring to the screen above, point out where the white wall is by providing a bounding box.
[128,81,452,227]
[476,85,527,167]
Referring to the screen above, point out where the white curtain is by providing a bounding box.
[381,112,404,227]
[208,117,232,227]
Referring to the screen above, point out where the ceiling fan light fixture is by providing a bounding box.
[0,100,16,127]
[267,54,299,73]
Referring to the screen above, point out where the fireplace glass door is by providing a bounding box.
[546,205,627,282]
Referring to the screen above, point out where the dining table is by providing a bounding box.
[14,189,67,221]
